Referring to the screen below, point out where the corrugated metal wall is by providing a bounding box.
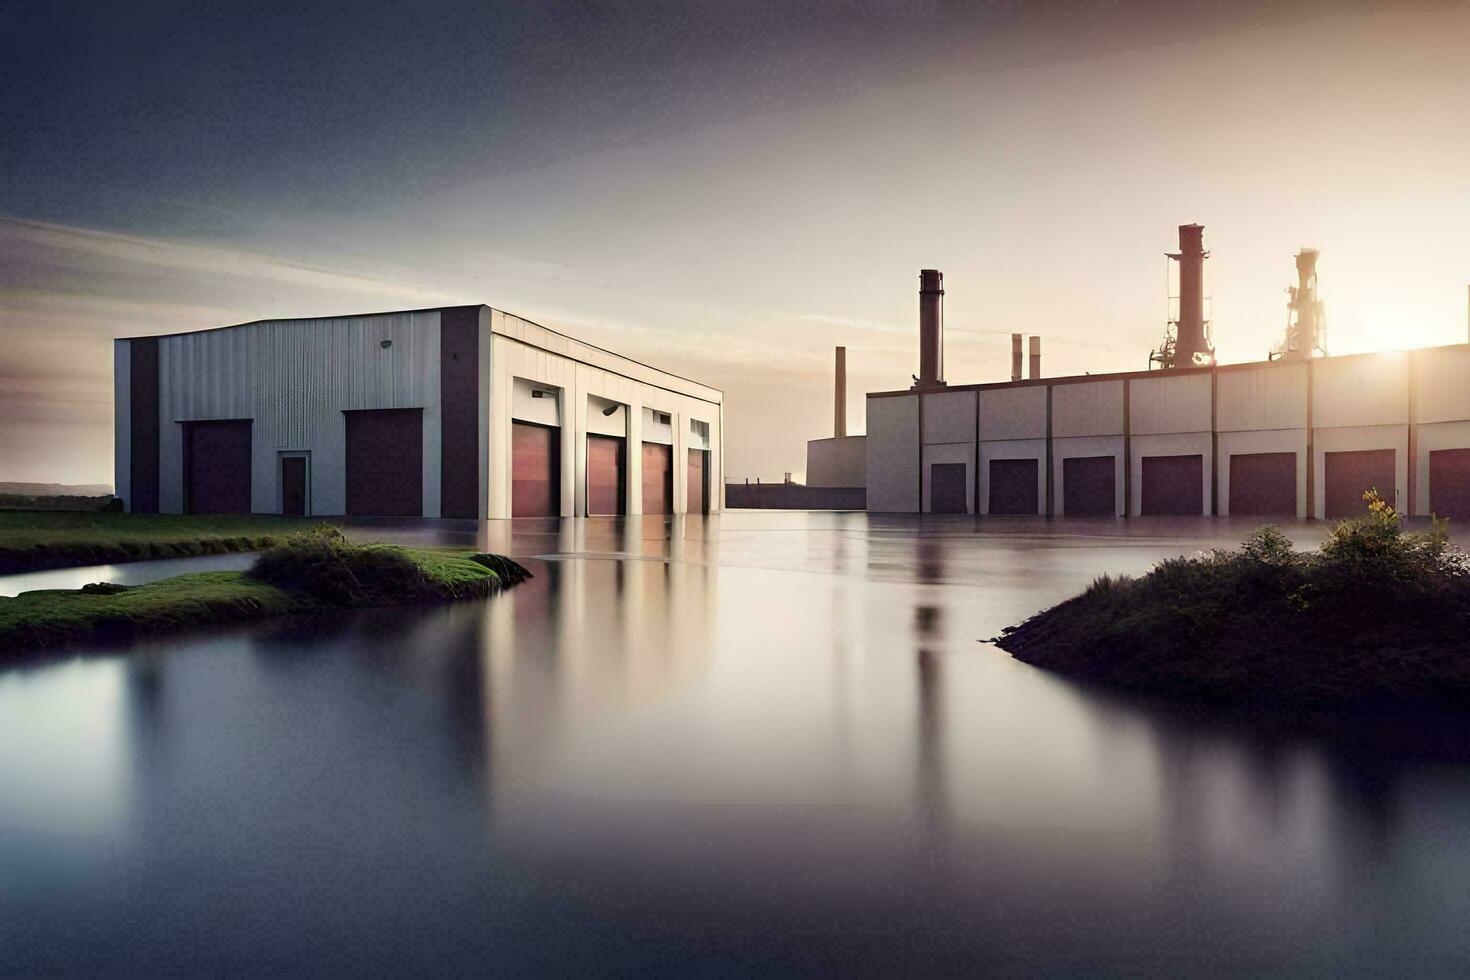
[155,311,442,515]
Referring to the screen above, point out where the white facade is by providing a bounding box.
[864,344,1470,519]
[115,305,723,519]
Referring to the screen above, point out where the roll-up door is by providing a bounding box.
[1141,454,1203,516]
[185,420,252,514]
[1324,449,1395,518]
[1229,452,1296,517]
[642,443,673,515]
[989,458,1038,515]
[1429,448,1470,519]
[587,434,626,515]
[1063,455,1116,517]
[345,408,423,517]
[687,449,708,515]
[929,463,967,514]
[512,422,560,517]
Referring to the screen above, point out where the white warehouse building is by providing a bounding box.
[863,270,1470,520]
[114,305,723,520]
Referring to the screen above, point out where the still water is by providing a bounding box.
[4,513,1470,975]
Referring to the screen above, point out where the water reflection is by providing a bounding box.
[5,513,1470,973]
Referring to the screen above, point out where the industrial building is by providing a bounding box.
[114,305,723,519]
[851,227,1470,519]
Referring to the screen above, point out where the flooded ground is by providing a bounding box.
[4,513,1470,975]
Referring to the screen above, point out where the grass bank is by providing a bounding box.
[996,492,1470,707]
[0,512,321,574]
[1,526,531,652]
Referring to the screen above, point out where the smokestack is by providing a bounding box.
[1029,336,1041,380]
[834,346,847,438]
[917,269,945,388]
[1011,333,1023,382]
[1168,224,1213,366]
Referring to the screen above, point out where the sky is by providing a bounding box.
[3,1,1469,486]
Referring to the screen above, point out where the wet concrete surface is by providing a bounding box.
[3,513,1469,975]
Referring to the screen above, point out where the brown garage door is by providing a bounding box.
[1430,448,1470,519]
[642,442,673,515]
[930,463,967,514]
[1063,456,1116,516]
[512,422,560,517]
[1324,449,1395,518]
[1229,452,1296,517]
[587,434,626,515]
[989,458,1038,515]
[687,449,707,514]
[185,420,252,514]
[1141,454,1203,516]
[345,409,423,517]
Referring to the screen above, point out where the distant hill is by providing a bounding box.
[0,482,113,497]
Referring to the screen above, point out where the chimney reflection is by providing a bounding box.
[912,603,949,850]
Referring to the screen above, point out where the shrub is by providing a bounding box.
[248,524,439,605]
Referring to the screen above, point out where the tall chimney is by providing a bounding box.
[834,346,847,438]
[1011,333,1023,381]
[917,269,945,388]
[1168,224,1213,366]
[1029,335,1041,380]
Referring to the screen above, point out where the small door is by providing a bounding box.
[687,449,708,515]
[1141,454,1203,516]
[1063,455,1116,517]
[642,442,672,515]
[281,457,307,516]
[929,463,967,514]
[512,422,560,517]
[1324,449,1395,518]
[989,458,1038,515]
[1229,452,1296,517]
[345,408,423,517]
[185,420,253,514]
[1429,448,1470,519]
[586,434,626,515]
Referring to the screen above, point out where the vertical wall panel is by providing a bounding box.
[129,336,160,513]
[440,306,481,518]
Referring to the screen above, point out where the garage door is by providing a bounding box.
[1430,448,1470,519]
[1229,452,1296,517]
[185,420,252,514]
[989,458,1038,515]
[1324,449,1395,518]
[345,409,423,517]
[587,434,626,515]
[642,443,673,515]
[1141,454,1203,516]
[930,463,967,514]
[512,422,559,517]
[1063,456,1116,516]
[687,449,707,515]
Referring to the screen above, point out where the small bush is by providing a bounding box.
[248,524,442,605]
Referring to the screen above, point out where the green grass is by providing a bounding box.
[996,501,1470,707]
[0,527,532,653]
[0,511,320,574]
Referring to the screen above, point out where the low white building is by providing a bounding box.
[866,345,1470,520]
[114,305,723,519]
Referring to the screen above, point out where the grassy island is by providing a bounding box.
[997,492,1470,707]
[1,525,531,652]
[0,511,322,575]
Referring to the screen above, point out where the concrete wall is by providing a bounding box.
[862,345,1470,518]
[485,309,722,519]
[866,394,919,513]
[922,390,977,513]
[806,435,866,488]
[725,483,865,510]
